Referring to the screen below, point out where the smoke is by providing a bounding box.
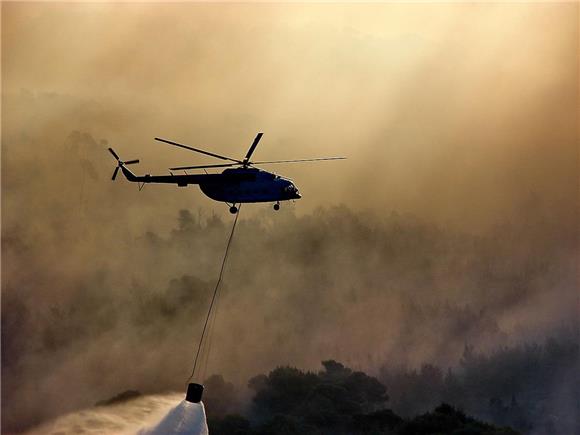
[2,2,578,433]
[2,2,578,229]
[2,190,576,431]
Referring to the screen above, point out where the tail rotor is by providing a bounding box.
[108,148,139,180]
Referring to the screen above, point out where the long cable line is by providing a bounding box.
[201,285,220,382]
[186,206,241,384]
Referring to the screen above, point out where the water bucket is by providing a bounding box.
[185,383,204,403]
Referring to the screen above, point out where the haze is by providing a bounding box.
[2,2,578,433]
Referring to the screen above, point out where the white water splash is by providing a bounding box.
[23,393,209,435]
[138,400,208,435]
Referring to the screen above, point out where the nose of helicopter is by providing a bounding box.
[284,182,301,199]
[290,183,301,199]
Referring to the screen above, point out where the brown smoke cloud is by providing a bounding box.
[2,2,578,433]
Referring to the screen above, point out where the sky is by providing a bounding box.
[2,2,578,433]
[3,2,578,230]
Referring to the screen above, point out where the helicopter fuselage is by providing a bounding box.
[119,165,300,205]
[199,168,301,203]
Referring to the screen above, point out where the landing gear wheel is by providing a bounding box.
[229,206,238,214]
[273,203,280,211]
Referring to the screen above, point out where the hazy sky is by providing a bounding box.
[3,1,577,230]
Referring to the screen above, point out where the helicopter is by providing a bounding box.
[108,133,345,214]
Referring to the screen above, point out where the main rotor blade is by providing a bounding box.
[124,159,140,165]
[112,167,119,180]
[108,148,120,160]
[169,163,240,171]
[244,132,263,162]
[155,137,242,163]
[251,157,347,165]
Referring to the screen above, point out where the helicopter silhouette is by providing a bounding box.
[109,133,345,214]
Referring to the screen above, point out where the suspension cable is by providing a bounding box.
[186,206,241,384]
